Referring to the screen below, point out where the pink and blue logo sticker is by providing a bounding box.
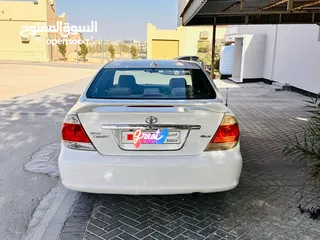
[132,128,169,148]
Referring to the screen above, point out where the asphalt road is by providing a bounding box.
[0,76,90,240]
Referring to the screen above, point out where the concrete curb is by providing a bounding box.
[23,182,80,240]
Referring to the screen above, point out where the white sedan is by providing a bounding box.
[58,60,242,195]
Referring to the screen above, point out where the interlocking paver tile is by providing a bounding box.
[120,224,139,235]
[183,230,205,240]
[181,222,203,233]
[110,237,122,240]
[93,212,112,223]
[90,218,109,229]
[198,226,218,237]
[206,234,222,240]
[101,229,123,240]
[118,232,140,240]
[135,220,154,231]
[174,235,191,240]
[87,224,107,236]
[120,217,140,227]
[135,227,155,239]
[214,229,237,240]
[60,83,320,240]
[142,237,157,240]
[150,231,172,240]
[150,223,171,234]
[167,227,187,239]
[104,221,123,232]
[237,234,253,240]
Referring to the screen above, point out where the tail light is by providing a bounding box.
[62,114,95,151]
[205,115,239,151]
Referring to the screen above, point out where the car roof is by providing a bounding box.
[104,59,200,69]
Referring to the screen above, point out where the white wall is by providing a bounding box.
[228,24,320,94]
[231,35,266,82]
[273,25,320,94]
[237,25,277,80]
[225,26,239,42]
[232,38,243,80]
[242,35,266,79]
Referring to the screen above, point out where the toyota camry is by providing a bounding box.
[58,60,242,195]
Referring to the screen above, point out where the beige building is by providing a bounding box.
[147,0,226,60]
[0,0,76,62]
[147,24,226,59]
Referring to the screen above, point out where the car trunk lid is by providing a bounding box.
[76,101,227,156]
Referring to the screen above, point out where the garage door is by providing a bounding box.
[152,40,179,60]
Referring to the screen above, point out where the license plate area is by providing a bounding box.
[106,125,200,151]
[121,130,181,144]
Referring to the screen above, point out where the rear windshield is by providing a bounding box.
[86,68,216,99]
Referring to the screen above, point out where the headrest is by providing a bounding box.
[169,78,187,90]
[171,88,186,97]
[118,75,137,88]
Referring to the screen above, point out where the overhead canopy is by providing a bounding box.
[181,0,320,26]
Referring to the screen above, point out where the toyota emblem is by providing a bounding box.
[145,116,158,124]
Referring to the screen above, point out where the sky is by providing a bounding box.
[55,0,179,41]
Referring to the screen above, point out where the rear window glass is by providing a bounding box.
[180,57,191,61]
[191,56,199,61]
[86,68,216,99]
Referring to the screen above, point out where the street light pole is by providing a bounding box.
[76,38,79,64]
[102,39,105,63]
[211,17,217,80]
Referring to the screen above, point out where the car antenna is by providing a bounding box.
[225,88,229,107]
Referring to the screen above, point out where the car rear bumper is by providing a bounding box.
[58,144,242,195]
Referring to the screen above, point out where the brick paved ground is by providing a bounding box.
[60,82,320,240]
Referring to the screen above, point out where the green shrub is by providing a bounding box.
[283,96,320,185]
[57,41,67,60]
[130,45,139,59]
[197,42,209,53]
[108,45,115,59]
[197,41,223,72]
[77,33,88,62]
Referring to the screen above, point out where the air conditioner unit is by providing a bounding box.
[21,36,30,43]
[200,31,209,40]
